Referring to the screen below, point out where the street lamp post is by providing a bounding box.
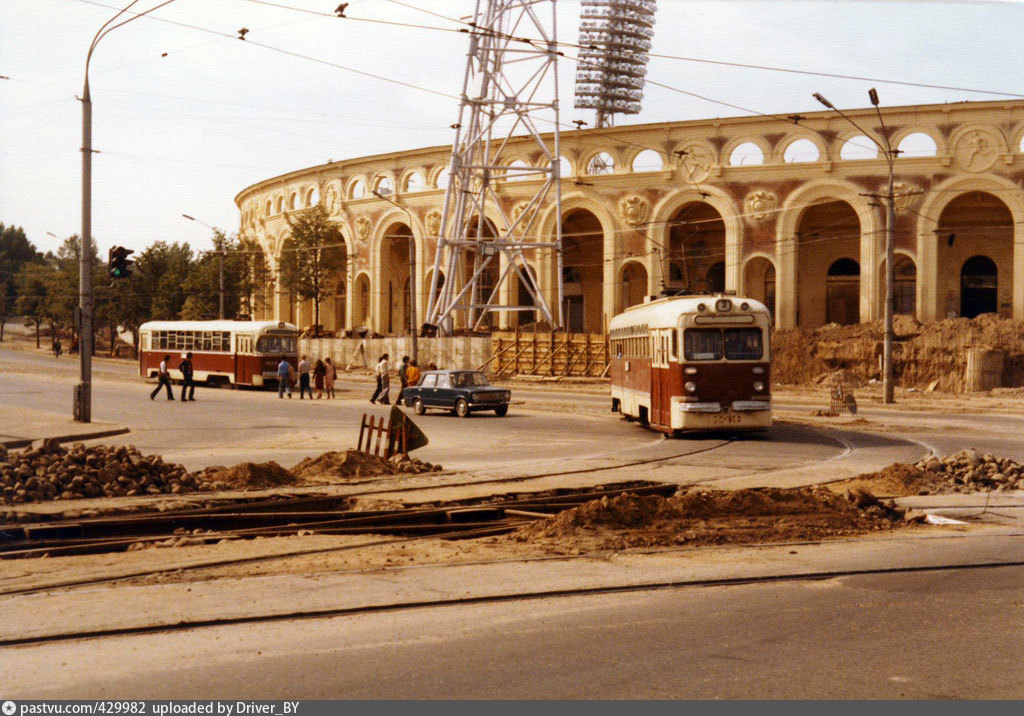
[813,90,897,404]
[372,190,418,363]
[78,0,176,422]
[182,214,225,319]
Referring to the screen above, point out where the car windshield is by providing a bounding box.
[452,372,489,387]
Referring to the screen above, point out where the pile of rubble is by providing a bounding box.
[290,449,442,480]
[915,449,1024,492]
[0,440,219,505]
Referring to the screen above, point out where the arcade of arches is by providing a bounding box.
[236,99,1024,335]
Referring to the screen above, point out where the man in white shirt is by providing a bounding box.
[370,353,390,405]
[298,355,313,399]
[149,354,174,401]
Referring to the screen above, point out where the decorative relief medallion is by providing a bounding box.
[892,182,922,213]
[511,202,531,221]
[744,190,778,221]
[425,210,442,237]
[673,141,715,183]
[954,128,1000,172]
[355,217,371,242]
[619,196,649,227]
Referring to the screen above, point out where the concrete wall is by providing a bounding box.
[299,336,493,373]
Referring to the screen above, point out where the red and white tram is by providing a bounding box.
[138,320,298,388]
[609,295,772,434]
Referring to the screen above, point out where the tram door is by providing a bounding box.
[235,334,254,384]
[651,330,672,428]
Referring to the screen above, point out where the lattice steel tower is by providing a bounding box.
[424,0,564,335]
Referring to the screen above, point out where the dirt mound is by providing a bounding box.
[291,450,443,481]
[773,315,1024,390]
[202,461,297,489]
[831,452,1024,497]
[290,450,396,480]
[513,487,910,551]
[829,463,947,497]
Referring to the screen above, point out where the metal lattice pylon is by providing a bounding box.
[424,0,563,335]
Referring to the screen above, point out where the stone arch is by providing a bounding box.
[915,174,1024,321]
[826,257,861,325]
[840,135,878,161]
[723,137,769,166]
[878,252,917,317]
[649,187,744,298]
[432,165,451,190]
[630,149,664,173]
[304,185,320,208]
[618,260,648,312]
[775,179,882,328]
[372,173,395,197]
[372,213,418,335]
[742,254,776,323]
[584,150,617,175]
[288,192,298,211]
[402,169,426,192]
[894,130,940,158]
[347,177,367,200]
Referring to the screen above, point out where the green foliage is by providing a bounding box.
[280,204,347,328]
[0,223,43,338]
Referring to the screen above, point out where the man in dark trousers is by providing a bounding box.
[178,352,196,402]
[150,354,173,400]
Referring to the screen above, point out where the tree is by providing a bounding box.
[0,223,42,341]
[180,230,250,320]
[133,242,194,320]
[45,236,104,348]
[14,262,55,348]
[237,235,271,320]
[280,205,346,330]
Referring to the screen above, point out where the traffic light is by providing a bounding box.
[108,245,134,279]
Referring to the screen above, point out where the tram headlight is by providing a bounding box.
[753,380,765,392]
[685,381,697,393]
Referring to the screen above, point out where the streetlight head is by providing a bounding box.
[182,214,195,221]
[812,93,834,110]
[868,87,880,106]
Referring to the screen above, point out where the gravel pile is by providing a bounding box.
[0,440,219,504]
[915,449,1024,492]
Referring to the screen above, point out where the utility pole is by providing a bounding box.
[77,0,178,422]
[813,90,898,404]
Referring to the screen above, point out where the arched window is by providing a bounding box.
[305,187,319,207]
[893,256,916,315]
[289,193,298,210]
[405,172,426,192]
[631,150,663,172]
[373,176,394,196]
[587,152,615,175]
[435,167,451,190]
[505,159,532,181]
[275,196,284,213]
[960,255,998,318]
[558,156,573,178]
[729,142,764,166]
[840,136,877,160]
[897,132,938,158]
[783,139,819,163]
[349,179,366,200]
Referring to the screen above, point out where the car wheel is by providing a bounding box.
[413,398,426,415]
[494,405,508,417]
[455,398,470,418]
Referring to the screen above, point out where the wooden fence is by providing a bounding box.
[485,329,609,378]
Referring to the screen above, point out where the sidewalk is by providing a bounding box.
[0,405,128,449]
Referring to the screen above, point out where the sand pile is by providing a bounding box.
[199,461,297,489]
[513,487,911,551]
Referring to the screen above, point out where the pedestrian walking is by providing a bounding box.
[298,355,313,399]
[313,358,326,399]
[406,358,420,388]
[150,354,174,401]
[277,356,293,399]
[53,337,62,359]
[324,357,337,399]
[370,353,390,404]
[397,355,410,405]
[178,352,196,402]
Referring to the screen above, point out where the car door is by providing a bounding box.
[419,373,438,407]
[434,374,455,408]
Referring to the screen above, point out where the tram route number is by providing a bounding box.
[711,413,743,425]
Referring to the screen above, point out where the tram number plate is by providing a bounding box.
[712,413,743,425]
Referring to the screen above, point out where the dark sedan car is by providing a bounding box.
[402,370,511,417]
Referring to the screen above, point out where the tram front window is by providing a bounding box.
[724,328,763,360]
[684,329,723,361]
[257,335,297,353]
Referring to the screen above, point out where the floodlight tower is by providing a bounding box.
[424,0,564,336]
[574,0,658,128]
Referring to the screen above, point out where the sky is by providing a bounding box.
[2,0,1023,258]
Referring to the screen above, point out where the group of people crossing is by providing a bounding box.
[276,355,337,399]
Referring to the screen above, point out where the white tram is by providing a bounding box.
[608,295,772,434]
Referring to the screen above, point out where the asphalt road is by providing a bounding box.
[0,346,853,479]
[5,564,1023,699]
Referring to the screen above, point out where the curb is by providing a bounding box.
[1,427,131,450]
